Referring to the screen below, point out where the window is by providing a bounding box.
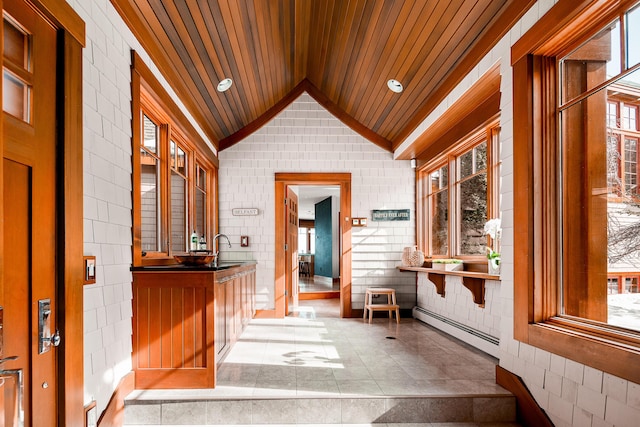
[132,52,218,265]
[418,123,500,259]
[513,0,640,384]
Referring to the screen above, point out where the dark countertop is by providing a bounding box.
[131,260,256,272]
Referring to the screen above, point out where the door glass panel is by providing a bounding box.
[3,15,29,69]
[3,15,31,123]
[3,70,29,121]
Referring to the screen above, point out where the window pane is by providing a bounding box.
[623,106,637,131]
[561,67,640,333]
[197,165,206,189]
[298,228,308,254]
[625,138,638,195]
[459,150,473,178]
[431,190,448,255]
[143,115,158,153]
[196,187,205,238]
[141,150,161,252]
[561,19,621,105]
[458,173,487,255]
[475,142,487,171]
[309,228,316,254]
[177,145,186,175]
[627,4,640,67]
[607,102,618,128]
[607,134,621,194]
[170,171,187,253]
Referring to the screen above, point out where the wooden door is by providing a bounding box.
[285,187,299,313]
[1,0,59,425]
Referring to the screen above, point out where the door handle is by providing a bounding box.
[0,365,24,427]
[38,299,61,354]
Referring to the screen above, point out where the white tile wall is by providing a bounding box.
[68,0,216,417]
[218,93,415,310]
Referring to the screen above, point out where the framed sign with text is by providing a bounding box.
[371,209,410,221]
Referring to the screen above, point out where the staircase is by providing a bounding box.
[124,307,520,426]
[124,393,518,425]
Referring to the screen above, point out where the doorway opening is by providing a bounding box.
[274,173,352,318]
[296,185,341,300]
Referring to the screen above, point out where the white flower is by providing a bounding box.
[484,218,502,240]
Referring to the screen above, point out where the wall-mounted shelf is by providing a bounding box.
[398,266,500,308]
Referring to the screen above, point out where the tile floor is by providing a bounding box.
[126,299,517,426]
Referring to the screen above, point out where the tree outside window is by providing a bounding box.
[418,124,499,260]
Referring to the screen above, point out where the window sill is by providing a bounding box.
[398,266,500,308]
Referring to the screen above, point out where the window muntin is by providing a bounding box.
[558,8,640,332]
[419,126,498,259]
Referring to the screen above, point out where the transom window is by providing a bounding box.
[418,123,500,259]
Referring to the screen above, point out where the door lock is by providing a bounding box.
[38,299,61,354]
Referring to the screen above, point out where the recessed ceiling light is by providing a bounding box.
[217,78,233,92]
[387,79,403,93]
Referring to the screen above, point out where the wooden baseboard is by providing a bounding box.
[299,291,340,300]
[496,365,553,427]
[255,309,277,318]
[97,371,135,427]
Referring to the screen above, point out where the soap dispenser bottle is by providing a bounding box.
[190,230,198,251]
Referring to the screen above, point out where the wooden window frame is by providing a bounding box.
[513,0,640,384]
[131,51,219,266]
[417,121,500,261]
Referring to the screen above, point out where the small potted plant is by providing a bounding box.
[431,258,464,271]
[484,218,501,275]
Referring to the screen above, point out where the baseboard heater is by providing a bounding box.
[413,306,500,358]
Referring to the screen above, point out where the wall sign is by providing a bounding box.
[371,209,410,221]
[232,208,259,216]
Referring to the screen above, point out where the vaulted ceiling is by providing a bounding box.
[111,0,534,154]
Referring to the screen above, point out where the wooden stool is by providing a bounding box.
[363,288,400,323]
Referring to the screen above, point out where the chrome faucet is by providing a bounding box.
[213,233,232,267]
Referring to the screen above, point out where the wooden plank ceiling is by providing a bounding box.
[112,0,533,153]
